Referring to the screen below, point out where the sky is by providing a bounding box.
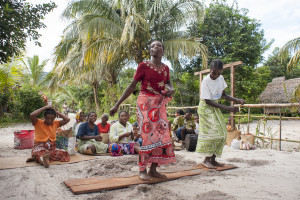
[25,0,300,72]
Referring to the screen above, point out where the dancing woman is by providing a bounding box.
[110,40,176,181]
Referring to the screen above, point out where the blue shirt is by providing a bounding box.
[76,121,99,139]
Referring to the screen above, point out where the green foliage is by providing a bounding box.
[278,37,300,72]
[232,65,272,103]
[189,0,270,66]
[264,47,300,79]
[99,84,120,115]
[0,0,56,63]
[21,55,49,87]
[15,85,46,118]
[172,72,199,106]
[185,0,273,105]
[0,114,27,128]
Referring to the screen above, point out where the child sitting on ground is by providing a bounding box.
[27,105,71,168]
[109,111,140,156]
[133,121,142,146]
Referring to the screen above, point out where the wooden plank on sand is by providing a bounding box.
[65,164,237,194]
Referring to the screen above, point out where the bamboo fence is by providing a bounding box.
[232,103,300,150]
[121,103,300,150]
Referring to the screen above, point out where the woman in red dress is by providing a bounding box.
[110,40,176,181]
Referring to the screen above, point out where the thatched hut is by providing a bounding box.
[258,77,300,113]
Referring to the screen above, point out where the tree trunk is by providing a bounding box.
[92,81,100,112]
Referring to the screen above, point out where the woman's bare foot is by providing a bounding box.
[42,151,50,168]
[211,154,224,166]
[148,163,167,179]
[139,170,151,181]
[26,157,35,162]
[148,170,167,179]
[203,156,216,169]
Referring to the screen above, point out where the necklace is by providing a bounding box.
[146,61,165,74]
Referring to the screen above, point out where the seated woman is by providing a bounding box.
[76,112,108,154]
[97,114,110,144]
[28,105,71,168]
[72,111,85,137]
[109,111,140,156]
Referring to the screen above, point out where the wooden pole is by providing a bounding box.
[234,103,300,108]
[247,107,250,133]
[194,61,243,76]
[255,136,300,143]
[230,64,235,128]
[233,115,300,120]
[279,110,282,151]
[199,73,203,99]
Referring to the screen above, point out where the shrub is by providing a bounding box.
[16,85,46,118]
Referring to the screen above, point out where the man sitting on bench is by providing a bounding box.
[172,109,196,148]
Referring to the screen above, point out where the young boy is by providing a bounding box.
[171,109,184,141]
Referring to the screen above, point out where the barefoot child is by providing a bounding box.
[195,59,245,168]
[28,105,71,168]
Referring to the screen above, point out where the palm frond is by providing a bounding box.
[163,38,208,68]
[279,37,300,72]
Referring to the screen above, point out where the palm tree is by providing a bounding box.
[21,55,48,87]
[61,0,208,65]
[279,37,300,72]
[52,0,208,111]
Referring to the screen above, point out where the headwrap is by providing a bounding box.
[75,111,85,123]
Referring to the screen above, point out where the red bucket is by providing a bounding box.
[14,130,35,149]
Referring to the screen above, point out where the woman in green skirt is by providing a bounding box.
[196,59,245,168]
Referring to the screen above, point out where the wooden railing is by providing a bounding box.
[121,103,300,150]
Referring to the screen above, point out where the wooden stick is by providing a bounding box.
[255,136,300,143]
[247,107,250,134]
[233,115,300,120]
[230,64,235,127]
[194,61,243,75]
[279,111,282,151]
[234,103,300,108]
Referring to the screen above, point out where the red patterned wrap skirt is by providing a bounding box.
[137,92,176,171]
[31,140,70,163]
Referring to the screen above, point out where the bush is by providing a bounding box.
[16,86,46,118]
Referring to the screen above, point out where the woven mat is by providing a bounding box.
[0,153,99,170]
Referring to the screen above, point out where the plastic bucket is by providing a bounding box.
[14,130,35,149]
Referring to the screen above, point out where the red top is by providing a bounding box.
[133,61,170,95]
[97,123,110,134]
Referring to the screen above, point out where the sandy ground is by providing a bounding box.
[0,113,300,200]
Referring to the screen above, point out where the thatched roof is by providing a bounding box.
[258,77,300,103]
